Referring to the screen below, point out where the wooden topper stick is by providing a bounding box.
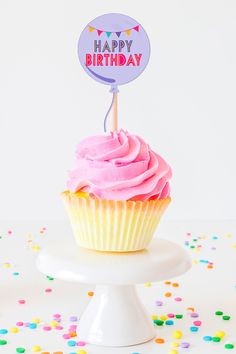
[111,92,118,132]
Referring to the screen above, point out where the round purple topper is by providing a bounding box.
[78,13,150,86]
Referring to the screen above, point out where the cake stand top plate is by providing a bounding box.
[36,238,191,285]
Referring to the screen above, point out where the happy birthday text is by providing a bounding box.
[85,39,142,66]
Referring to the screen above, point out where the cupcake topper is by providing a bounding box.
[78,13,150,132]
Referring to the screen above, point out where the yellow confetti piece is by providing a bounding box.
[151,315,158,320]
[50,320,59,327]
[32,346,42,352]
[192,260,198,264]
[231,244,236,248]
[160,315,168,321]
[9,327,19,333]
[3,263,11,268]
[77,350,87,354]
[172,330,183,339]
[144,282,152,287]
[31,318,41,324]
[31,245,41,251]
[170,341,180,348]
[215,331,225,339]
[225,233,232,238]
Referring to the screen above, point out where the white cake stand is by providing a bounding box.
[36,238,191,347]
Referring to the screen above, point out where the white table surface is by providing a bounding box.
[0,220,236,354]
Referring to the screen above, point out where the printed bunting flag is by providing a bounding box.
[87,24,140,37]
[125,29,131,36]
[88,26,94,32]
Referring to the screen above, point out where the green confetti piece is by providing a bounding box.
[225,344,234,349]
[175,314,183,319]
[212,337,221,342]
[153,319,164,326]
[0,340,7,345]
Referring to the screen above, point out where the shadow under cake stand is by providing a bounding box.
[36,238,191,347]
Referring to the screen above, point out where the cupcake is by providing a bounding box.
[62,129,172,252]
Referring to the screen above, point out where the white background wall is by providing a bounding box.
[0,0,236,221]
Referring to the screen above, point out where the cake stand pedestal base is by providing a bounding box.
[79,284,155,346]
[36,238,191,347]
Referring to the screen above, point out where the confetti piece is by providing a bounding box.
[45,288,52,293]
[43,326,52,331]
[32,318,40,324]
[55,326,63,330]
[167,313,175,318]
[215,311,223,316]
[53,313,61,318]
[10,327,19,333]
[193,320,202,326]
[155,300,163,306]
[190,312,199,318]
[225,344,234,349]
[69,332,77,337]
[155,338,165,343]
[181,342,190,348]
[29,323,37,329]
[169,350,178,354]
[0,329,8,334]
[172,330,182,339]
[87,291,94,296]
[63,334,71,340]
[69,316,78,322]
[32,345,42,352]
[50,320,59,327]
[77,341,86,346]
[153,319,164,326]
[170,342,180,347]
[165,292,172,297]
[190,326,198,332]
[18,300,26,305]
[16,322,24,327]
[175,297,182,302]
[175,314,183,319]
[212,337,221,342]
[67,340,77,346]
[0,340,7,345]
[215,331,225,339]
[203,336,212,341]
[3,262,11,268]
[16,348,26,353]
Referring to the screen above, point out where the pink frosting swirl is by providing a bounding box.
[67,129,172,201]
